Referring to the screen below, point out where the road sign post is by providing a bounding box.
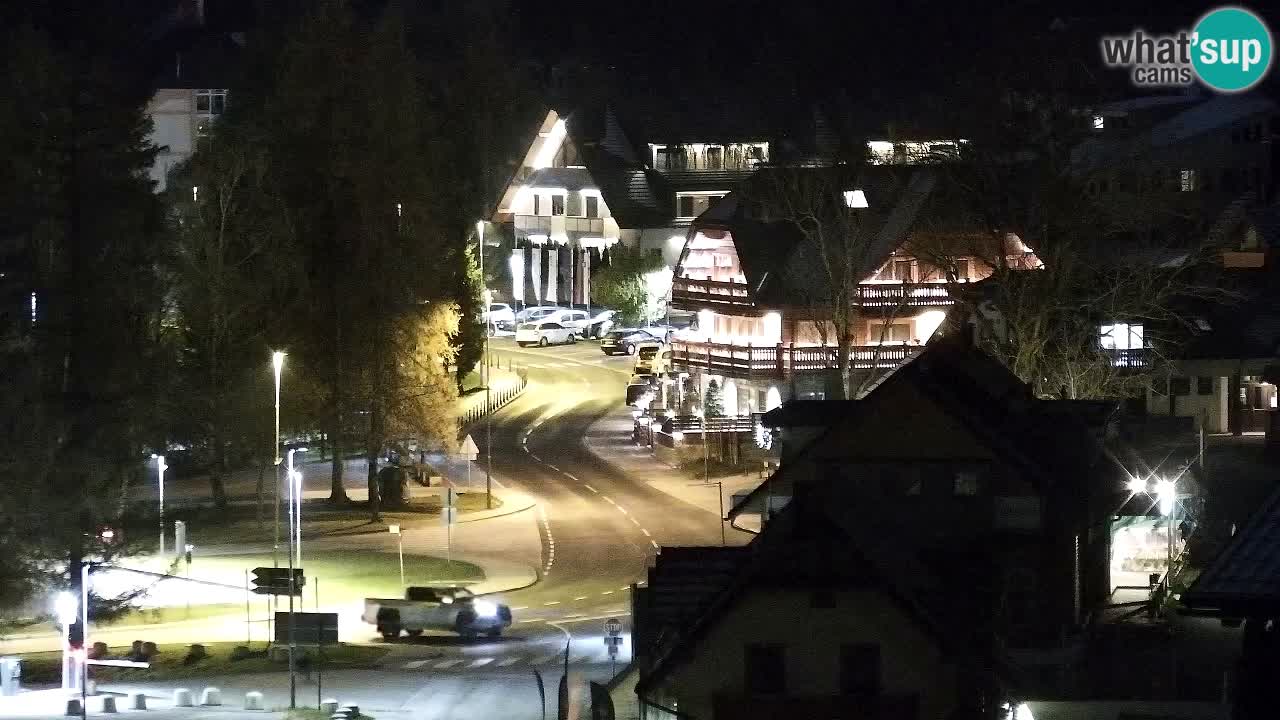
[251,567,305,596]
[389,525,404,587]
[443,488,456,570]
[603,618,623,679]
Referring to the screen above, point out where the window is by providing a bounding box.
[585,195,598,218]
[1099,323,1144,350]
[706,146,723,169]
[869,321,911,343]
[839,643,881,696]
[656,146,687,171]
[194,89,227,147]
[1169,376,1191,396]
[540,322,563,330]
[744,644,785,694]
[566,192,582,217]
[954,470,980,496]
[1180,170,1197,191]
[678,195,694,218]
[533,195,541,215]
[551,194,565,216]
[1092,115,1105,130]
[1197,376,1214,396]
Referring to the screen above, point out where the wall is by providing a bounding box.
[651,588,958,720]
[1146,375,1229,434]
[146,89,195,191]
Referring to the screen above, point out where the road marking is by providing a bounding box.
[621,586,630,591]
[404,660,429,669]
[630,517,641,526]
[573,596,588,601]
[641,528,651,537]
[650,540,659,549]
[582,484,598,493]
[564,473,581,482]
[516,619,542,624]
[469,658,494,667]
[617,506,628,515]
[496,657,521,667]
[602,496,616,505]
[564,613,586,619]
[601,590,614,595]
[435,659,465,669]
[529,452,543,463]
[512,606,529,611]
[545,463,559,472]
[544,600,561,606]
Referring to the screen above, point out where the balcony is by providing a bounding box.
[670,279,956,313]
[672,277,753,309]
[514,215,612,241]
[1104,347,1151,369]
[670,341,923,379]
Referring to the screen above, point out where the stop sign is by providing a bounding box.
[604,618,623,636]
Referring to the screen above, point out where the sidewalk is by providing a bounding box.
[582,406,763,518]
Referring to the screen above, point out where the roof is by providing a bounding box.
[1183,483,1280,616]
[638,481,1012,698]
[1181,276,1280,362]
[733,335,1120,520]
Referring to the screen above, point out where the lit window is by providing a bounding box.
[843,189,869,208]
[1092,115,1105,130]
[1099,323,1144,350]
[1180,170,1197,192]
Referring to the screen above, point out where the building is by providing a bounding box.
[666,164,1041,411]
[632,489,1009,719]
[727,334,1130,692]
[486,101,842,310]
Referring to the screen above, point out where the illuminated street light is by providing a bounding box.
[1126,477,1147,495]
[287,448,308,569]
[152,454,167,556]
[271,351,285,570]
[1155,478,1176,517]
[53,592,77,690]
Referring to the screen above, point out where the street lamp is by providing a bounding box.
[152,454,167,557]
[287,448,308,568]
[53,592,77,690]
[271,351,285,568]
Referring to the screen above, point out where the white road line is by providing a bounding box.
[641,528,651,537]
[601,590,614,595]
[564,613,586,619]
[650,540,659,549]
[403,660,429,670]
[544,600,561,606]
[512,606,529,611]
[602,496,616,505]
[496,657,521,667]
[617,506,628,515]
[583,484,598,493]
[469,658,494,668]
[630,517,641,526]
[435,659,465,669]
[573,596,588,601]
[621,586,630,591]
[564,473,581,482]
[529,452,543,462]
[545,464,559,472]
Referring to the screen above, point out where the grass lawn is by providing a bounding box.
[17,641,387,685]
[181,493,501,547]
[190,550,483,603]
[107,603,244,627]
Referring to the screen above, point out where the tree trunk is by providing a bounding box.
[328,322,349,504]
[209,421,228,510]
[837,335,852,401]
[366,393,382,522]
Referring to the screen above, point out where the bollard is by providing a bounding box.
[320,698,339,714]
[85,680,97,696]
[100,695,118,713]
[65,698,83,716]
[244,691,264,710]
[128,692,147,710]
[200,687,222,706]
[172,688,193,707]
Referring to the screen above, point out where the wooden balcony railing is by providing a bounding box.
[670,279,957,312]
[1105,347,1151,369]
[669,341,923,379]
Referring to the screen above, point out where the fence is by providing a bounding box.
[669,341,923,378]
[456,355,529,428]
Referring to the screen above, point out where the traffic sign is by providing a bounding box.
[603,618,623,636]
[459,434,479,461]
[388,524,401,535]
[251,567,305,596]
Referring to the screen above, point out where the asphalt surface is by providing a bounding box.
[5,336,718,718]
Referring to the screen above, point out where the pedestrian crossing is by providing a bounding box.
[394,648,629,672]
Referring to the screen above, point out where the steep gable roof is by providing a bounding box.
[1184,482,1280,616]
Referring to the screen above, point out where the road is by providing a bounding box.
[7,335,728,718]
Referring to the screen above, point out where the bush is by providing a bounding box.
[183,644,207,665]
[230,645,251,662]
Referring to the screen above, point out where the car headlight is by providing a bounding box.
[473,600,498,618]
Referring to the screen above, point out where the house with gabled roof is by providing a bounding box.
[721,333,1129,691]
[632,474,1013,720]
[666,164,1041,412]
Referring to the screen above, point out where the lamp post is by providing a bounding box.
[694,410,709,483]
[1156,478,1177,576]
[389,525,404,586]
[272,351,285,569]
[152,454,167,557]
[478,221,493,510]
[54,592,76,690]
[287,448,308,568]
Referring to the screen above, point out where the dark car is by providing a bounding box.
[601,328,662,356]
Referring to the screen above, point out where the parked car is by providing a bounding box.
[482,303,515,334]
[633,342,665,374]
[512,305,560,325]
[641,325,677,343]
[587,310,618,338]
[537,309,592,334]
[363,586,512,640]
[516,320,578,346]
[601,328,662,356]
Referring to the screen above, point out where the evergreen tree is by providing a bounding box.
[703,379,725,417]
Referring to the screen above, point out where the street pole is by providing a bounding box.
[155,455,167,557]
[479,221,493,511]
[80,564,88,720]
[272,352,284,571]
[398,533,405,586]
[288,470,297,710]
[717,480,725,546]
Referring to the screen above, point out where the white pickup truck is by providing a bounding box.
[363,586,512,640]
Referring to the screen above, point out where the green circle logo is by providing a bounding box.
[1192,7,1273,92]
